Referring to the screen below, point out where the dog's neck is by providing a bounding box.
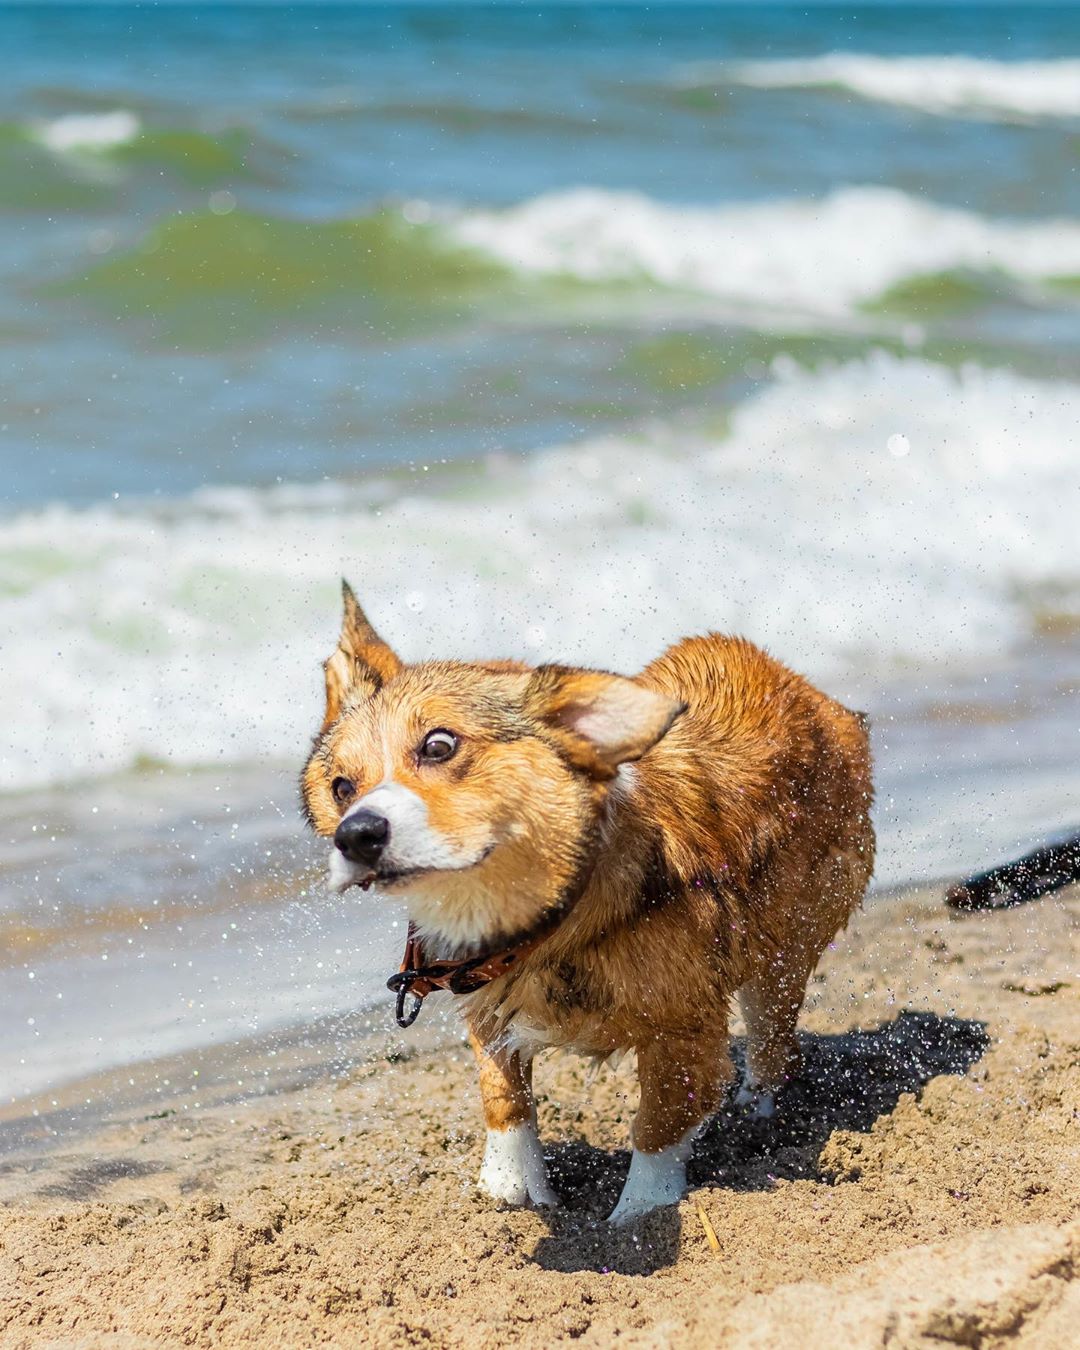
[547,761,664,947]
[397,760,651,970]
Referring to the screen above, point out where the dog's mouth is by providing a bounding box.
[331,867,427,894]
[331,846,495,896]
[360,866,432,892]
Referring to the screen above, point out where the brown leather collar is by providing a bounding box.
[386,912,568,1029]
[384,825,607,1029]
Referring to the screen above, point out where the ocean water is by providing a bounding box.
[2,4,1079,1104]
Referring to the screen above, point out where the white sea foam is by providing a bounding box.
[713,54,1080,122]
[2,355,1077,793]
[450,185,1080,317]
[33,110,141,153]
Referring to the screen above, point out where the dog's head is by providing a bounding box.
[301,582,685,950]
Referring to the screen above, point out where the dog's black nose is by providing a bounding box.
[334,810,390,867]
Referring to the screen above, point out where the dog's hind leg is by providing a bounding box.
[469,1028,557,1208]
[735,955,811,1119]
[738,845,869,1117]
[736,917,839,1118]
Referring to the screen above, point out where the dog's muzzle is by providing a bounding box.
[334,809,390,868]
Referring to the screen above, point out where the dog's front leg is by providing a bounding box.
[468,1027,557,1208]
[608,1034,730,1225]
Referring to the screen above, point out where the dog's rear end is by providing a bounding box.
[649,638,874,1100]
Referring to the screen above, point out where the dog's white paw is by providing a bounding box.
[733,1080,776,1119]
[478,1122,557,1208]
[607,1141,689,1225]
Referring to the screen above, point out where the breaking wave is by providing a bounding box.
[55,185,1080,343]
[2,354,1077,792]
[712,54,1080,123]
[449,185,1080,317]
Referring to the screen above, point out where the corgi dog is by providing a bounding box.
[302,583,875,1224]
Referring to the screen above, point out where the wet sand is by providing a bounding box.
[1,880,1078,1348]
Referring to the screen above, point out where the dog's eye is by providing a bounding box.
[331,777,355,806]
[419,729,458,764]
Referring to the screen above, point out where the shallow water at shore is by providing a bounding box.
[3,635,1076,1105]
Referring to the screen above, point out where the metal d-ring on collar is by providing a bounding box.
[388,975,424,1030]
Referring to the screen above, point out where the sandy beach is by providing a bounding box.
[2,879,1077,1348]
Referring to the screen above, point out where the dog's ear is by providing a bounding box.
[525,665,686,777]
[321,580,403,729]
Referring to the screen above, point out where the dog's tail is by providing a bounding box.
[945,831,1080,911]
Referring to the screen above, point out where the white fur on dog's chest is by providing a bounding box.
[501,1017,557,1060]
[500,1015,630,1071]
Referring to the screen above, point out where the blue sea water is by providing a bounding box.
[4,4,1080,507]
[1,5,1078,1101]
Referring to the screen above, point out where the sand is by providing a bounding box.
[1,881,1077,1348]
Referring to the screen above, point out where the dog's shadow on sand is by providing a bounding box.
[531,1009,988,1276]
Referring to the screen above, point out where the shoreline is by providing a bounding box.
[2,879,1077,1346]
[0,881,943,1142]
[5,633,1078,1108]
[0,1002,456,1163]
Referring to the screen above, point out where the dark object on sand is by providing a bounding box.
[946,832,1080,911]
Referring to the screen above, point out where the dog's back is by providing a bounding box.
[640,633,874,905]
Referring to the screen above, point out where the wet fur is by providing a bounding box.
[302,587,875,1219]
[475,636,876,1059]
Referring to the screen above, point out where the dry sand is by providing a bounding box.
[1,882,1078,1348]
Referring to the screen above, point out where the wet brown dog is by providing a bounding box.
[302,583,875,1222]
